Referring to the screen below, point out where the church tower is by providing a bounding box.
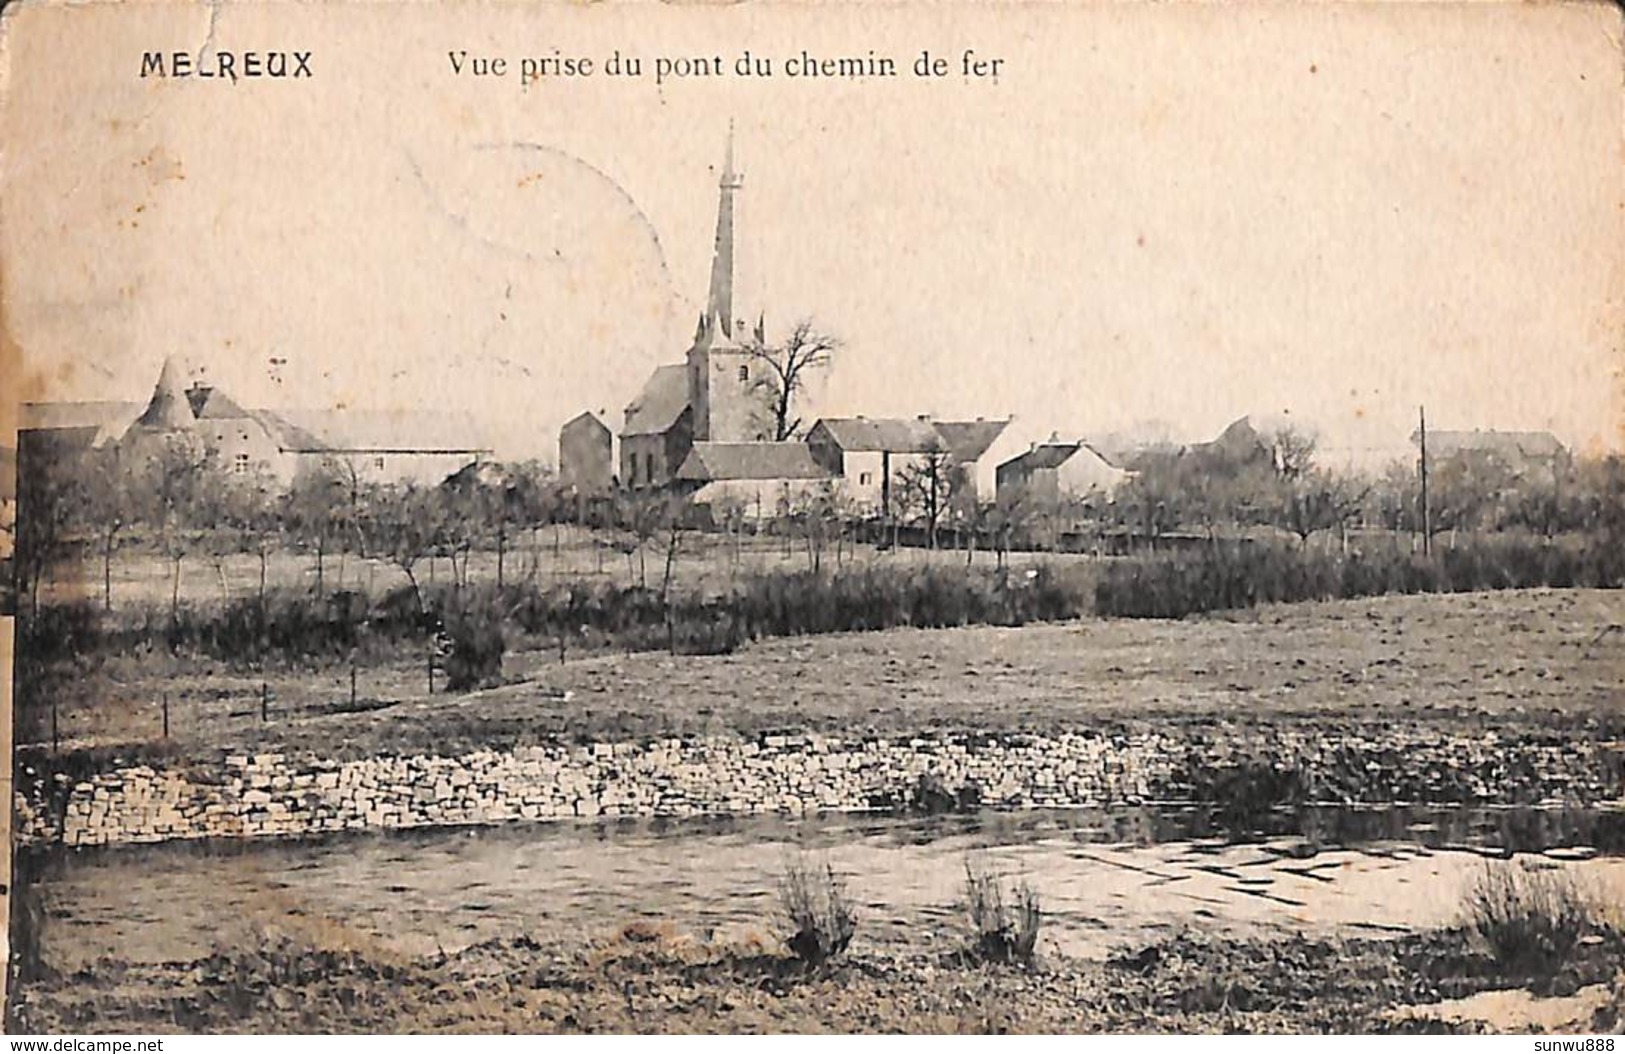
[687,125,768,443]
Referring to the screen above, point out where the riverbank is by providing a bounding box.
[15,922,1624,1034]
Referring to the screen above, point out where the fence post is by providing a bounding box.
[51,702,59,754]
[260,682,268,722]
[162,693,169,739]
[350,665,357,708]
[427,643,435,694]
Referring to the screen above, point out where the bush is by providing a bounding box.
[440,605,505,692]
[779,856,857,970]
[1095,531,1624,620]
[1463,860,1603,976]
[961,854,1042,967]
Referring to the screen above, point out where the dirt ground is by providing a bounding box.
[32,587,1624,763]
[15,921,1625,1034]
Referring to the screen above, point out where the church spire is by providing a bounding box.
[704,121,742,342]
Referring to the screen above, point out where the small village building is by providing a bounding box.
[675,441,833,522]
[996,440,1131,504]
[558,410,616,494]
[1415,429,1569,477]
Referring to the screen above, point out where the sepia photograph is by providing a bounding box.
[2,0,1623,1036]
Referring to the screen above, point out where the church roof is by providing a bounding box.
[933,419,1010,462]
[623,364,691,437]
[677,442,830,481]
[811,417,946,453]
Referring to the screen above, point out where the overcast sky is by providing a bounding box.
[4,2,1621,468]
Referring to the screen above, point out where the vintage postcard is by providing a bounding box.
[2,0,1623,1036]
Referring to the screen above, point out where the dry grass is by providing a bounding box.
[1462,860,1607,977]
[961,854,1042,967]
[778,855,857,970]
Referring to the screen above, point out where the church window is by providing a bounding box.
[233,453,250,475]
[374,457,386,470]
[629,452,640,483]
[738,364,749,382]
[859,472,873,486]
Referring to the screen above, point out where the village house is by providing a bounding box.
[996,439,1131,505]
[558,410,616,494]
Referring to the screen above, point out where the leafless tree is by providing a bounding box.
[897,445,966,550]
[747,319,839,441]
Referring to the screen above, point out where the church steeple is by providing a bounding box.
[703,121,742,343]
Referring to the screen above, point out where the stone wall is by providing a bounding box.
[15,727,1623,848]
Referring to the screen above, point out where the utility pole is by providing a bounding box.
[1418,405,1431,558]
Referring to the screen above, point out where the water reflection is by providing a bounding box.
[43,804,1625,971]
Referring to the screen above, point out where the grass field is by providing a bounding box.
[26,587,1624,763]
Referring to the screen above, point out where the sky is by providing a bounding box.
[4,1,1622,470]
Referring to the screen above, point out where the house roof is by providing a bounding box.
[623,365,691,437]
[1001,443,1083,473]
[186,385,251,420]
[250,410,334,453]
[1420,429,1567,461]
[677,442,831,481]
[811,417,946,453]
[275,408,490,454]
[933,419,1010,462]
[18,401,143,433]
[563,410,612,435]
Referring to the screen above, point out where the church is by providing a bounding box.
[597,131,834,508]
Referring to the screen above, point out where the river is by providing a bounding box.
[39,805,1625,970]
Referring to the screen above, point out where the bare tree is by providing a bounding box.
[896,445,966,550]
[13,446,79,619]
[357,483,444,613]
[747,319,839,441]
[77,447,133,612]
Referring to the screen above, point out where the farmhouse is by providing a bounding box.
[21,356,491,487]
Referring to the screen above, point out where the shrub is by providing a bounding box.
[778,855,857,970]
[961,854,1042,967]
[1095,531,1625,620]
[440,605,506,692]
[1463,860,1603,976]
